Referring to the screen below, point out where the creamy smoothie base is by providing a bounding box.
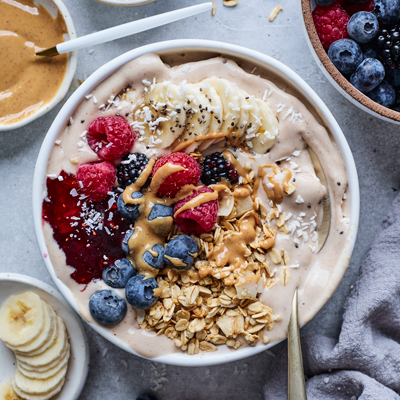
[43,53,350,358]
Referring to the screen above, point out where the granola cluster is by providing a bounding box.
[137,154,297,355]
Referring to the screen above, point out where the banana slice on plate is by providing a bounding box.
[17,343,69,373]
[13,363,67,396]
[0,292,44,348]
[9,302,54,355]
[0,381,19,400]
[16,317,67,368]
[11,377,65,400]
[20,307,58,357]
[17,348,70,380]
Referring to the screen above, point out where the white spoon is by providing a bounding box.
[36,1,216,57]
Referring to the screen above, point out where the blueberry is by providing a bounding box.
[386,69,400,88]
[327,39,363,75]
[367,81,396,106]
[350,58,385,93]
[121,229,134,254]
[362,46,378,60]
[125,275,159,309]
[117,192,142,220]
[347,12,379,44]
[143,244,165,270]
[164,235,199,270]
[102,258,137,288]
[89,290,127,325]
[315,0,336,5]
[148,204,174,220]
[374,0,400,25]
[136,395,158,400]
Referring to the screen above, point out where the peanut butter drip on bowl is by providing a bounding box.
[0,0,68,126]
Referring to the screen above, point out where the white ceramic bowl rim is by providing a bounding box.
[0,272,89,397]
[94,0,155,6]
[33,39,360,367]
[0,0,78,131]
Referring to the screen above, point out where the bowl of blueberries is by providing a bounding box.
[301,0,400,124]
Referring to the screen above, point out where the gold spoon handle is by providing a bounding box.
[288,288,307,400]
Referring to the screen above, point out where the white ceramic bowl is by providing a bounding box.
[0,0,78,131]
[0,273,89,398]
[93,0,156,6]
[33,39,360,367]
[301,0,400,125]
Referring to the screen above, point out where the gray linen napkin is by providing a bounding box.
[264,193,400,399]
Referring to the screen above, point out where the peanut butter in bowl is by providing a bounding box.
[0,0,73,129]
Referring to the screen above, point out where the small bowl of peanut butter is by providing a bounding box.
[0,0,77,131]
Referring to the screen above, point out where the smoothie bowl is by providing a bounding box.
[33,40,359,366]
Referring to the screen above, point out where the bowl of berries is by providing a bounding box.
[302,0,400,124]
[33,39,359,366]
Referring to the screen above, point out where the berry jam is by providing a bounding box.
[42,170,130,285]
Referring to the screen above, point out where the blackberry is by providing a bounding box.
[375,25,400,69]
[201,152,239,185]
[116,153,150,188]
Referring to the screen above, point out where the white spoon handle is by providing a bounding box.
[56,2,215,55]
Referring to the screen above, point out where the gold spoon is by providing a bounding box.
[287,147,331,400]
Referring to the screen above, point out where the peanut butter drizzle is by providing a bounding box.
[0,0,68,125]
[149,162,187,194]
[172,131,229,152]
[222,150,249,180]
[259,164,293,205]
[164,255,187,268]
[232,186,251,199]
[123,158,156,204]
[122,158,174,278]
[174,184,202,202]
[173,191,218,218]
[208,212,258,268]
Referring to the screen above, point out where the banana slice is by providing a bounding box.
[17,349,69,380]
[250,98,279,153]
[177,82,212,153]
[17,343,69,373]
[134,83,186,149]
[234,88,251,139]
[20,307,58,357]
[10,303,54,355]
[16,317,67,368]
[204,78,241,133]
[11,377,65,400]
[0,292,44,347]
[0,381,19,400]
[196,82,224,151]
[13,364,67,396]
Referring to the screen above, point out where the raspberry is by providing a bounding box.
[152,153,201,198]
[174,187,218,235]
[201,152,239,186]
[76,161,116,202]
[345,0,374,16]
[313,4,350,50]
[87,116,136,161]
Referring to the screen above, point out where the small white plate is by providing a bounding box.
[0,273,89,399]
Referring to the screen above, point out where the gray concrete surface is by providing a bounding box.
[1,0,399,398]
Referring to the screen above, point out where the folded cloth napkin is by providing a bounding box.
[264,193,400,399]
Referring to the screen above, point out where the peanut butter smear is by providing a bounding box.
[0,0,68,125]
